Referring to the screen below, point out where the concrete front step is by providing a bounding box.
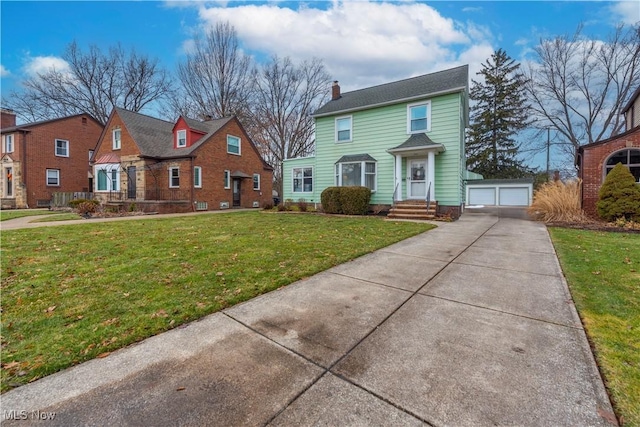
[388,200,437,220]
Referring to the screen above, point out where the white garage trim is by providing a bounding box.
[466,180,533,207]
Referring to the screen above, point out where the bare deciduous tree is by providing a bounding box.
[525,24,640,166]
[248,56,330,196]
[3,41,172,124]
[167,22,255,121]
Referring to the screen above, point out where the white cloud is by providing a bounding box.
[23,55,70,77]
[0,64,10,77]
[190,1,491,91]
[609,0,640,25]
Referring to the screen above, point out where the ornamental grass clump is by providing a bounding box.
[528,179,587,223]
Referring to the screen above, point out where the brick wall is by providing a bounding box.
[4,115,103,208]
[579,127,640,217]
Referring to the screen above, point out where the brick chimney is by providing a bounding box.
[1,108,17,128]
[332,81,341,100]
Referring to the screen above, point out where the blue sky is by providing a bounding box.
[1,1,639,169]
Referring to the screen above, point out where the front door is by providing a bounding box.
[127,166,136,199]
[408,159,426,199]
[5,167,13,197]
[232,179,241,207]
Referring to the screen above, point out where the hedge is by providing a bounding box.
[321,186,371,215]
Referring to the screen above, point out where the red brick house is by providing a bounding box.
[577,88,640,217]
[91,108,273,213]
[1,109,103,209]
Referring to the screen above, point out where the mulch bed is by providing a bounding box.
[546,220,640,234]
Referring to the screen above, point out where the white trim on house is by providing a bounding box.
[112,129,121,150]
[224,170,231,189]
[227,135,241,155]
[466,181,533,206]
[55,139,69,157]
[406,101,431,134]
[169,167,180,188]
[46,169,60,186]
[253,173,260,190]
[335,115,353,143]
[292,166,314,193]
[194,166,202,188]
[177,130,187,148]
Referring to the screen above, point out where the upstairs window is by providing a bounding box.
[55,139,69,157]
[605,149,640,182]
[293,167,313,193]
[407,101,431,133]
[227,135,241,155]
[253,173,260,190]
[4,134,13,153]
[169,167,180,188]
[177,130,187,148]
[335,116,352,142]
[112,129,121,150]
[89,149,94,160]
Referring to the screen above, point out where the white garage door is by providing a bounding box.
[468,188,496,205]
[499,187,530,206]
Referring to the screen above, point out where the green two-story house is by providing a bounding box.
[283,65,469,218]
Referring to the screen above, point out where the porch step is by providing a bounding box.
[387,200,437,220]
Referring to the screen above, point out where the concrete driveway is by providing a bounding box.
[1,213,616,426]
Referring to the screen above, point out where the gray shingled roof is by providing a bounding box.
[314,65,468,117]
[115,107,232,158]
[390,133,440,151]
[335,154,377,163]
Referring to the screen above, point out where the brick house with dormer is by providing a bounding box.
[1,109,103,209]
[578,87,640,217]
[91,108,273,213]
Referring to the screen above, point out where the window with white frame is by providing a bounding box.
[55,139,69,157]
[4,134,14,153]
[293,167,313,193]
[95,163,120,191]
[194,166,202,188]
[46,169,60,186]
[335,161,376,191]
[605,149,640,182]
[169,167,180,188]
[227,135,240,155]
[253,173,260,190]
[407,101,431,133]
[224,170,231,189]
[335,116,352,142]
[177,130,187,148]
[112,129,121,150]
[89,149,94,160]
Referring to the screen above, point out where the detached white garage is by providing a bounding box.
[466,179,533,207]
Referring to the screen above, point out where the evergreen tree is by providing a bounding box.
[597,163,640,221]
[466,49,533,178]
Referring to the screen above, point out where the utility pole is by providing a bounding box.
[546,128,550,178]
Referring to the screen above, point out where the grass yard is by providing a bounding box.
[549,228,640,426]
[0,211,434,392]
[0,209,59,221]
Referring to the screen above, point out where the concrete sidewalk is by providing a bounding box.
[1,214,616,426]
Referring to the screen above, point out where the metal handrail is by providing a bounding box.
[393,182,399,203]
[425,182,431,211]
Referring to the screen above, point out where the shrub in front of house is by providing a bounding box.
[321,187,343,214]
[70,199,100,216]
[298,198,308,212]
[340,187,371,215]
[321,186,371,215]
[597,163,640,222]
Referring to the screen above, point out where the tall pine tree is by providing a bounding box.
[466,49,533,178]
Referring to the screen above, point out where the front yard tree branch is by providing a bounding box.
[168,21,255,121]
[524,23,640,165]
[3,42,172,125]
[249,55,330,196]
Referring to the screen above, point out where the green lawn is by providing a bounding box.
[550,228,640,426]
[0,211,434,392]
[0,209,59,221]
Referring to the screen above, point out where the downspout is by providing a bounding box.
[20,130,29,208]
[190,156,195,212]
